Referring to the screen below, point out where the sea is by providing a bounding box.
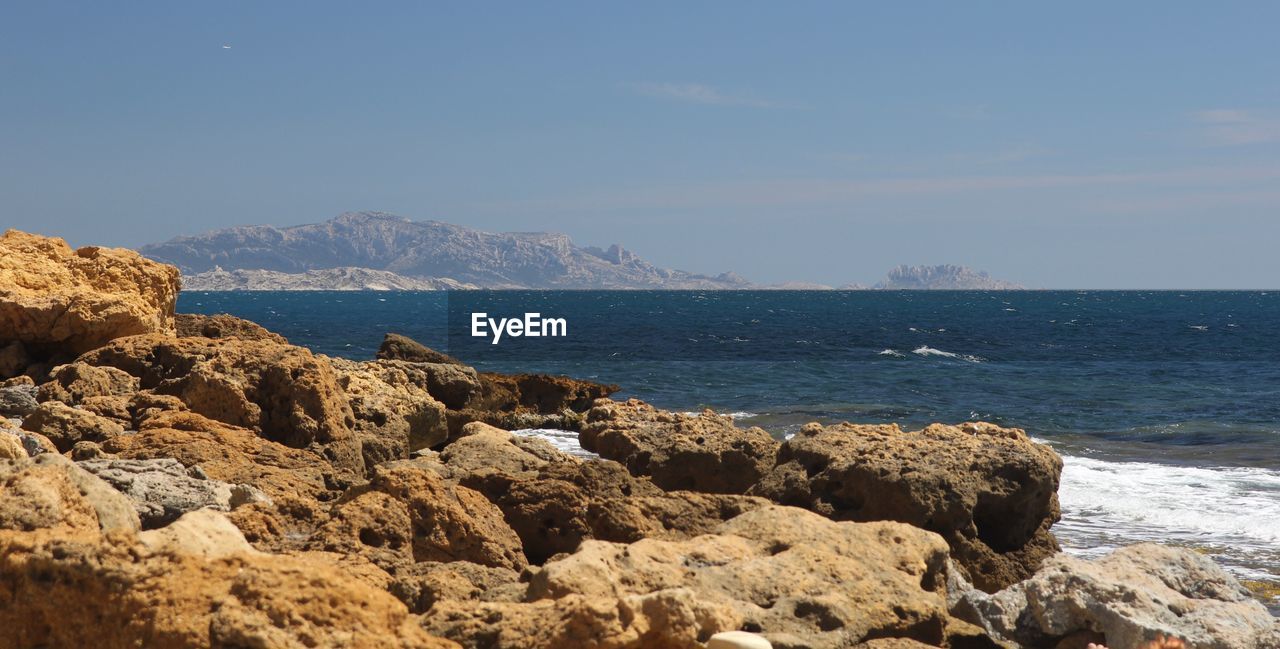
[179,290,1280,605]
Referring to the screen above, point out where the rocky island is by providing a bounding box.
[1,227,1273,648]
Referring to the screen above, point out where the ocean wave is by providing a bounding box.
[911,345,983,363]
[1056,454,1280,582]
[878,349,906,357]
[679,411,759,420]
[510,428,599,459]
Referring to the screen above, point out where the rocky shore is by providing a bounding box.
[1,228,1276,648]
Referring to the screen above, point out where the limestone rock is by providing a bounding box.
[102,410,337,502]
[749,421,1061,592]
[329,357,451,467]
[378,332,464,365]
[36,362,139,405]
[0,385,38,417]
[581,399,779,494]
[708,631,773,649]
[312,462,527,573]
[138,508,262,558]
[432,422,769,564]
[0,453,140,534]
[0,514,455,648]
[424,505,958,649]
[80,334,364,480]
[0,229,180,355]
[389,560,523,613]
[424,590,735,649]
[77,457,266,528]
[21,401,125,453]
[175,312,288,343]
[952,544,1280,649]
[476,372,619,414]
[0,420,55,458]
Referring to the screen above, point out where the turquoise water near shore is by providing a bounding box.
[179,290,1280,604]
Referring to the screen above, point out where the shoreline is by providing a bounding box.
[2,230,1277,648]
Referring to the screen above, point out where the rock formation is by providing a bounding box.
[749,421,1061,592]
[951,544,1280,649]
[874,264,1024,290]
[142,211,754,289]
[581,400,779,494]
[0,229,181,358]
[0,229,1267,649]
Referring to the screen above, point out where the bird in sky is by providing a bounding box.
[222,44,231,49]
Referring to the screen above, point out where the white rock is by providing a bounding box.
[707,630,772,649]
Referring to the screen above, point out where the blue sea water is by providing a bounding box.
[179,290,1280,597]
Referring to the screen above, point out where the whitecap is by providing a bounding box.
[1189,325,1209,331]
[510,428,598,459]
[879,349,905,357]
[1057,455,1280,581]
[912,346,983,363]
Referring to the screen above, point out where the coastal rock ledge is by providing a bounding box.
[0,230,1273,649]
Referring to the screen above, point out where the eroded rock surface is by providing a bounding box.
[175,312,289,343]
[749,421,1062,592]
[0,230,180,356]
[0,455,455,649]
[423,505,967,649]
[77,457,267,528]
[951,544,1280,649]
[80,334,365,480]
[581,399,779,494]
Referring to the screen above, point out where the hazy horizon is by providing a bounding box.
[4,3,1280,288]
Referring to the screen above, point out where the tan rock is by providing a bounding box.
[749,421,1062,592]
[377,332,463,365]
[424,590,734,649]
[477,371,619,414]
[431,423,768,564]
[139,508,261,558]
[36,362,139,405]
[0,517,455,649]
[21,401,125,452]
[0,432,25,460]
[389,560,523,613]
[312,462,527,572]
[581,399,780,494]
[0,453,140,534]
[175,312,288,343]
[102,410,335,502]
[425,505,958,649]
[80,334,364,480]
[0,230,180,355]
[329,357,451,467]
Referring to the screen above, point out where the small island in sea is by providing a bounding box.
[151,211,1026,292]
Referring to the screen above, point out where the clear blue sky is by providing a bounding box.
[3,2,1280,288]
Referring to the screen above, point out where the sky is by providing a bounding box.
[3,2,1280,288]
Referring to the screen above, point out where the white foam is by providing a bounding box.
[911,345,983,363]
[878,349,905,357]
[679,411,759,420]
[1057,454,1280,580]
[510,428,599,459]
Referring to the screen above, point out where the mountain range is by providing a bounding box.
[143,212,1024,290]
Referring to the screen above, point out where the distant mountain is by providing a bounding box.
[874,264,1024,290]
[143,212,752,290]
[182,267,477,291]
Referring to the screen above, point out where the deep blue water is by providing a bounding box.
[179,290,1280,592]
